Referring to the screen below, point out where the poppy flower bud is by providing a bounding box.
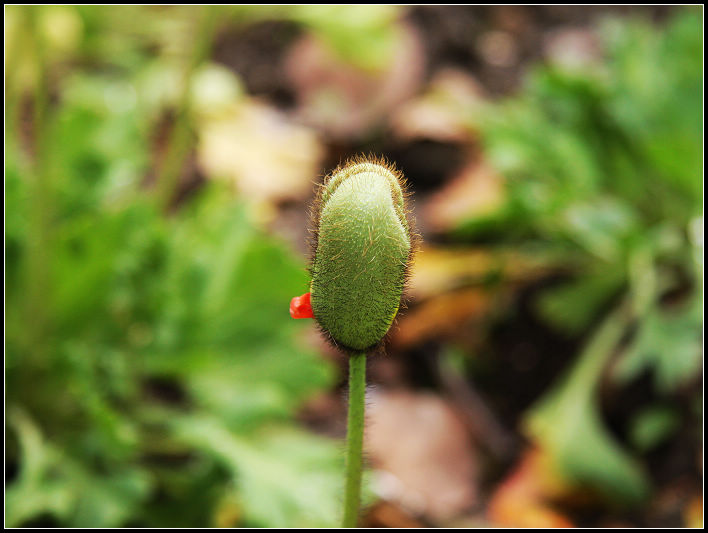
[307,158,415,351]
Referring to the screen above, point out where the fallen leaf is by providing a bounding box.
[422,159,506,233]
[487,447,574,528]
[197,99,324,211]
[391,287,494,350]
[393,244,559,349]
[366,390,478,522]
[365,501,425,528]
[390,68,485,143]
[407,244,555,301]
[685,495,703,528]
[543,27,602,71]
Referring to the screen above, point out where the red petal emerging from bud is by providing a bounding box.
[290,292,314,319]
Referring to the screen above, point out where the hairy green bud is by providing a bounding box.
[309,158,414,351]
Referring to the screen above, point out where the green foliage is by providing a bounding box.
[466,10,702,504]
[6,407,151,527]
[6,172,342,527]
[614,295,703,393]
[311,162,411,350]
[535,267,624,335]
[174,417,343,528]
[5,7,341,527]
[6,180,340,527]
[629,406,680,453]
[525,307,649,504]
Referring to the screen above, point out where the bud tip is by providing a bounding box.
[290,292,314,319]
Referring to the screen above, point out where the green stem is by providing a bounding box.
[25,6,52,365]
[154,6,217,210]
[342,352,366,528]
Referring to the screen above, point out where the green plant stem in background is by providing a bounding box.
[342,352,366,528]
[25,6,53,365]
[154,6,217,210]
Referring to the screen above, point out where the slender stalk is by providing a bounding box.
[342,352,367,528]
[25,6,52,365]
[154,6,217,210]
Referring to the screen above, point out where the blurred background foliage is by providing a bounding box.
[4,5,703,528]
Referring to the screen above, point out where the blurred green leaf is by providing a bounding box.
[614,297,702,392]
[6,182,337,526]
[6,72,335,526]
[604,9,703,210]
[535,267,624,335]
[629,406,680,453]
[525,306,649,504]
[484,12,702,505]
[475,10,702,242]
[174,416,343,528]
[5,413,75,527]
[6,409,151,528]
